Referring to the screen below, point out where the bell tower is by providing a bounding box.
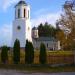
[12,0,32,47]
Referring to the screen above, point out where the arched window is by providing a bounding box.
[47,43,48,48]
[18,9,20,18]
[24,9,25,18]
[28,10,29,19]
[15,9,16,19]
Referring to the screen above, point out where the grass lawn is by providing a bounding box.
[34,50,73,55]
[47,50,73,55]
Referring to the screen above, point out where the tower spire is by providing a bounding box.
[21,0,24,1]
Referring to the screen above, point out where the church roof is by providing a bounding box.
[33,37,58,42]
[15,0,27,7]
[32,27,38,30]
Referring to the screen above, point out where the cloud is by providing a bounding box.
[31,11,61,27]
[1,0,19,11]
[0,23,12,46]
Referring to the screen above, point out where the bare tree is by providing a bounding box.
[58,1,75,37]
[56,0,75,50]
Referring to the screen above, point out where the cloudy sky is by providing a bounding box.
[0,0,68,46]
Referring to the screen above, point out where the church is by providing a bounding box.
[12,0,60,50]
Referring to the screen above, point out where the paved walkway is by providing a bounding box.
[0,70,75,75]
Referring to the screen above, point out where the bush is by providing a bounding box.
[13,39,20,64]
[39,43,47,64]
[1,46,8,63]
[25,40,34,64]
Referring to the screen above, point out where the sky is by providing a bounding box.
[0,0,69,46]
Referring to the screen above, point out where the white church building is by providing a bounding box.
[12,0,60,50]
[12,0,32,47]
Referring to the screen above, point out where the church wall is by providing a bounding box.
[12,19,26,47]
[32,29,39,38]
[25,20,32,42]
[32,39,60,50]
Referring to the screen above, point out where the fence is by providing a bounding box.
[34,53,74,65]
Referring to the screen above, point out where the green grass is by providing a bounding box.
[34,50,73,55]
[47,50,73,55]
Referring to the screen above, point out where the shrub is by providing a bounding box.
[25,40,34,64]
[13,39,20,64]
[39,43,47,64]
[1,46,8,63]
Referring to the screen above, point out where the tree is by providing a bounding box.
[25,40,28,63]
[38,23,44,37]
[56,1,75,50]
[38,22,56,37]
[1,46,8,63]
[39,43,47,64]
[25,40,34,64]
[13,39,20,64]
[56,29,66,49]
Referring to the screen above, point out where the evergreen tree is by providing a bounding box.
[13,39,20,64]
[1,46,8,63]
[25,40,34,64]
[39,43,47,64]
[38,22,56,37]
[25,40,29,63]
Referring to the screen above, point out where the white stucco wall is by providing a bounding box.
[12,19,26,47]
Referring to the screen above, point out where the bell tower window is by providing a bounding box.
[28,10,29,19]
[18,9,20,18]
[15,10,16,19]
[24,9,25,18]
